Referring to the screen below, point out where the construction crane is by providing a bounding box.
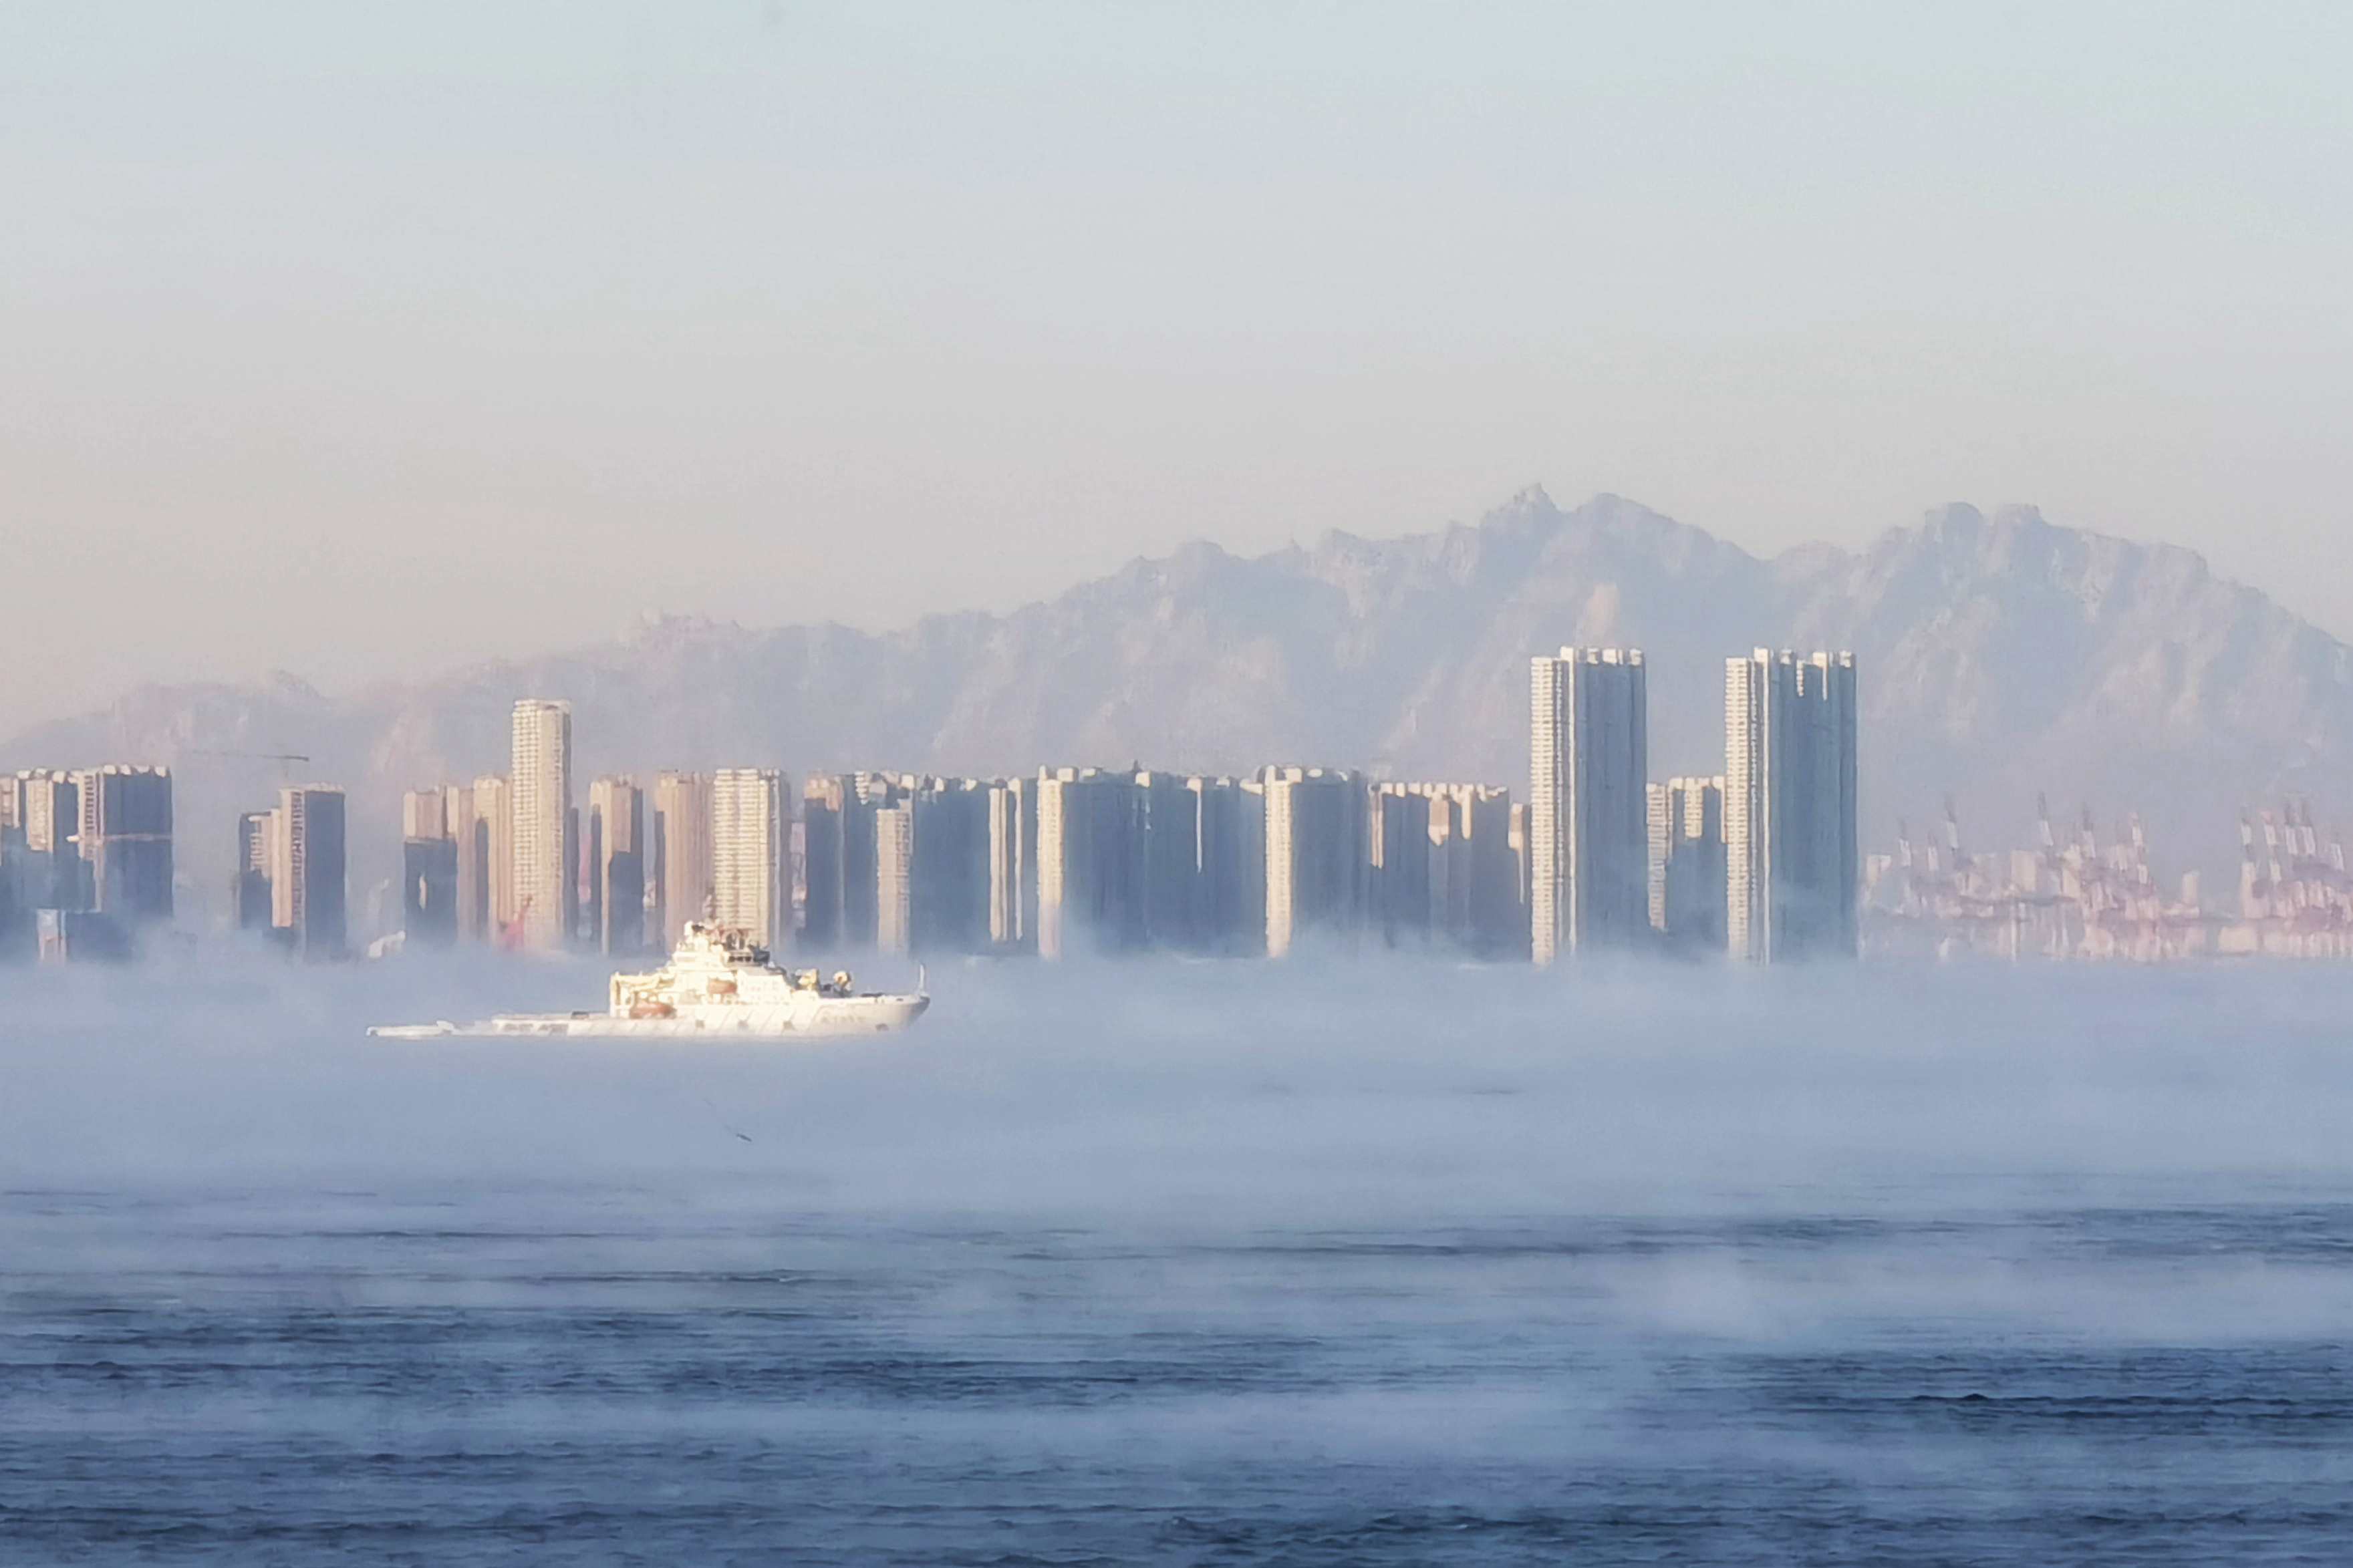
[184,748,311,780]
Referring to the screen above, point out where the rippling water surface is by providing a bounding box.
[6,957,2353,1563]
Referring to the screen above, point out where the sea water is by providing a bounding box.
[5,955,2353,1564]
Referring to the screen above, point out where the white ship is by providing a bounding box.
[367,923,930,1040]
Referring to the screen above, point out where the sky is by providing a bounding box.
[1,1,2346,736]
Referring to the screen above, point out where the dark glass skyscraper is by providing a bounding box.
[1725,649,1859,962]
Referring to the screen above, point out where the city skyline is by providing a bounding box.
[7,492,2332,916]
[29,669,1819,966]
[17,667,2353,969]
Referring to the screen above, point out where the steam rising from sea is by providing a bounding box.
[7,955,2353,1561]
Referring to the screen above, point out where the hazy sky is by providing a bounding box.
[3,2,2346,736]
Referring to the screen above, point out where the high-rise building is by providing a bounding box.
[1034,767,1164,959]
[1190,775,1265,956]
[269,785,346,960]
[456,777,512,944]
[845,773,897,947]
[236,810,275,931]
[1033,768,1078,959]
[400,786,460,947]
[1647,776,1727,953]
[710,768,787,949]
[1036,768,1107,959]
[587,777,646,955]
[1029,770,1266,958]
[1529,648,1649,963]
[800,774,849,950]
[1134,772,1201,950]
[1263,767,1367,959]
[806,772,1010,956]
[509,701,573,951]
[1725,649,1859,963]
[1369,784,1450,949]
[7,770,88,913]
[1365,782,1521,955]
[1507,800,1530,948]
[652,771,714,948]
[1468,786,1526,958]
[910,778,993,955]
[401,788,450,846]
[986,776,1035,951]
[1143,771,1270,955]
[0,779,17,957]
[566,803,583,942]
[1370,784,1436,947]
[72,765,174,925]
[875,799,914,957]
[1376,786,1431,943]
[16,770,74,860]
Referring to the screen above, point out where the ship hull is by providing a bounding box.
[370,995,929,1040]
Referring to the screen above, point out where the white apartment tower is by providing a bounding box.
[268,785,347,961]
[509,700,573,951]
[1725,649,1859,963]
[710,768,789,949]
[875,800,914,957]
[986,776,1034,950]
[1528,648,1649,963]
[1033,767,1092,960]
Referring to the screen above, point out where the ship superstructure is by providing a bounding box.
[368,923,928,1039]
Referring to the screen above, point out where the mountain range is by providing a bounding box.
[9,488,2348,924]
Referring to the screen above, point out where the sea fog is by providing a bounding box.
[7,954,2353,1563]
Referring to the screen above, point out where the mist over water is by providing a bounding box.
[8,955,2353,1563]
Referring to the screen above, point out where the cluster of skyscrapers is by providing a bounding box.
[27,651,2353,971]
[398,651,1860,969]
[1528,647,1860,965]
[235,785,349,959]
[0,765,176,959]
[0,762,359,963]
[2,645,1866,967]
[397,701,1529,961]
